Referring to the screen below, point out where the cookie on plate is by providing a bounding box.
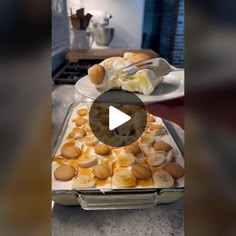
[131,164,152,180]
[153,140,172,152]
[94,144,111,155]
[163,162,184,178]
[77,108,88,116]
[124,143,141,156]
[68,127,86,139]
[84,135,99,146]
[93,164,111,180]
[54,165,76,181]
[149,124,163,131]
[74,117,87,126]
[61,144,81,159]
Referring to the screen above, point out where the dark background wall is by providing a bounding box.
[142,0,184,67]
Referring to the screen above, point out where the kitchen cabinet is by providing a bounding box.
[52,0,70,56]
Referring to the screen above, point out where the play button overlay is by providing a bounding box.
[89,90,147,147]
[109,106,131,130]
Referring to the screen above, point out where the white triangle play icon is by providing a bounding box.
[109,106,131,131]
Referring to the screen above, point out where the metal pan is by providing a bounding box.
[52,102,184,209]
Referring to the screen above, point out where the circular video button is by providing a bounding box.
[89,90,147,147]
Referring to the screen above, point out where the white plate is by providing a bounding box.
[75,70,184,104]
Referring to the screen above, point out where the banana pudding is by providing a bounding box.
[88,52,164,95]
[52,103,184,190]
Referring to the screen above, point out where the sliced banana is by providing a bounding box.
[142,146,156,157]
[147,152,166,167]
[84,135,99,146]
[140,134,154,146]
[165,151,173,162]
[153,170,174,188]
[112,147,128,160]
[117,153,136,167]
[78,155,98,168]
[68,127,86,139]
[74,133,84,139]
[124,143,141,156]
[84,123,92,132]
[149,123,163,131]
[113,171,136,188]
[72,175,96,189]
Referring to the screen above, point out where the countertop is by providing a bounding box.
[52,199,184,236]
[66,49,159,62]
[52,85,184,236]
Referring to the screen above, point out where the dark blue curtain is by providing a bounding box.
[142,0,184,67]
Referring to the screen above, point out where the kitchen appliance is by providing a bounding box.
[87,10,114,48]
[93,27,114,47]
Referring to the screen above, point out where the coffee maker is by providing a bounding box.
[87,10,114,48]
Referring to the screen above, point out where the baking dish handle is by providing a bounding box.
[77,192,159,210]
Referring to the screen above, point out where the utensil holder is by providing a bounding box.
[71,29,94,49]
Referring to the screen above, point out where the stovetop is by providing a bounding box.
[53,59,102,84]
